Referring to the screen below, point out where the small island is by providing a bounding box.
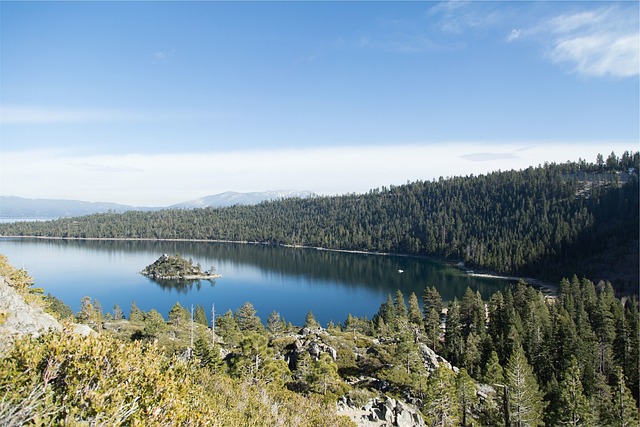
[140,254,221,280]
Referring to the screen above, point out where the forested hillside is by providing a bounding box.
[1,154,638,293]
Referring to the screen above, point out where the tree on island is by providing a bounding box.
[140,254,218,280]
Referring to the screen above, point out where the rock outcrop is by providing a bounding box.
[283,327,339,369]
[338,395,425,427]
[0,276,92,355]
[418,342,458,374]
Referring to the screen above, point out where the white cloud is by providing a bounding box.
[1,142,635,206]
[151,49,175,64]
[507,29,521,42]
[544,7,639,77]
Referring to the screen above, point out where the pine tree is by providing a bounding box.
[445,298,463,366]
[460,287,484,339]
[483,350,504,385]
[76,296,94,324]
[379,294,397,328]
[168,301,189,326]
[622,298,639,404]
[304,310,320,329]
[424,365,460,427]
[407,292,424,331]
[129,300,144,322]
[554,357,593,426]
[229,332,272,380]
[457,368,479,427]
[611,368,640,427]
[216,309,241,346]
[143,309,167,339]
[266,310,283,335]
[505,345,545,427]
[394,289,407,320]
[423,286,443,320]
[194,304,208,327]
[194,329,223,371]
[308,353,345,396]
[112,304,124,321]
[235,302,263,332]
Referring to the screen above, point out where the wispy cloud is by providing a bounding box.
[150,49,175,64]
[507,29,521,42]
[428,2,638,78]
[428,1,503,34]
[544,7,639,78]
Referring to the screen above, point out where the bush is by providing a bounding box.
[0,330,356,426]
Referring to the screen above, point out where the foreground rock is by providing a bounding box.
[0,276,92,355]
[338,395,425,427]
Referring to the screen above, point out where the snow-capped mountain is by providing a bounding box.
[170,190,315,209]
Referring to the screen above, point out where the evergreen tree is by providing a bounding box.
[460,287,485,339]
[143,309,167,339]
[307,353,346,396]
[229,332,273,380]
[590,371,615,426]
[425,307,442,352]
[407,292,424,331]
[553,357,593,426]
[129,300,144,322]
[112,304,124,321]
[194,304,208,327]
[610,368,640,427]
[423,286,443,320]
[393,289,407,320]
[216,309,241,346]
[76,296,94,324]
[304,310,320,329]
[444,298,463,366]
[505,345,545,427]
[622,298,639,404]
[266,310,283,335]
[483,350,504,385]
[592,289,616,378]
[379,294,397,329]
[424,365,460,427]
[168,301,189,327]
[235,302,263,332]
[44,293,74,321]
[457,368,479,427]
[194,329,223,371]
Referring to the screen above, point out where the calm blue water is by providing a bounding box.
[0,238,513,327]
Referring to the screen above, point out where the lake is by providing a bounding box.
[0,238,514,327]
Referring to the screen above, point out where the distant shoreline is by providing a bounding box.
[0,235,557,295]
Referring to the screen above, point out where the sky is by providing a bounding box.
[1,1,638,206]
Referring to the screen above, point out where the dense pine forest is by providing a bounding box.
[2,153,638,294]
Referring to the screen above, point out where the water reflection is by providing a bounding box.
[0,238,515,326]
[146,277,218,293]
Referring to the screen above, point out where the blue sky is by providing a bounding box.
[1,1,638,206]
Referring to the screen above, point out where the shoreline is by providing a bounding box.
[1,234,557,295]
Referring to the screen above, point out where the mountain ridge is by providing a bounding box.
[0,190,315,219]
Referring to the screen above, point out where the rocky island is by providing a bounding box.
[140,254,221,280]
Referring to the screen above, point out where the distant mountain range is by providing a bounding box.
[169,190,315,209]
[0,190,315,219]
